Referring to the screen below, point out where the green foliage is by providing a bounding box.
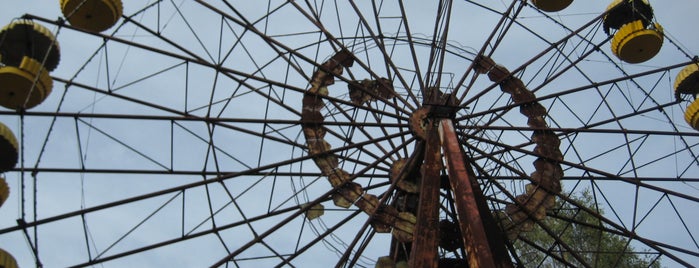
[513,190,661,267]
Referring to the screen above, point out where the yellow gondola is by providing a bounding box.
[0,248,18,268]
[604,0,662,63]
[685,98,699,131]
[610,20,663,64]
[0,122,18,172]
[675,64,699,95]
[60,0,123,33]
[0,56,53,110]
[0,177,8,208]
[0,20,60,71]
[531,0,573,12]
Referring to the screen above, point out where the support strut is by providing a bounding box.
[438,118,513,268]
[407,117,513,267]
[408,124,442,267]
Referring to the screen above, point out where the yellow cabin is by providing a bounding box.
[610,20,663,63]
[0,20,60,71]
[675,64,699,95]
[0,178,8,208]
[685,99,699,131]
[604,0,662,63]
[673,64,699,131]
[61,0,124,32]
[531,0,573,12]
[0,122,18,172]
[0,248,18,268]
[0,56,53,110]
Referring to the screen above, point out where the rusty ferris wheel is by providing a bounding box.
[0,0,698,267]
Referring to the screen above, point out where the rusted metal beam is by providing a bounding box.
[438,118,513,268]
[408,124,441,268]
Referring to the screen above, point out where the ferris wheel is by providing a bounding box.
[0,0,698,267]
